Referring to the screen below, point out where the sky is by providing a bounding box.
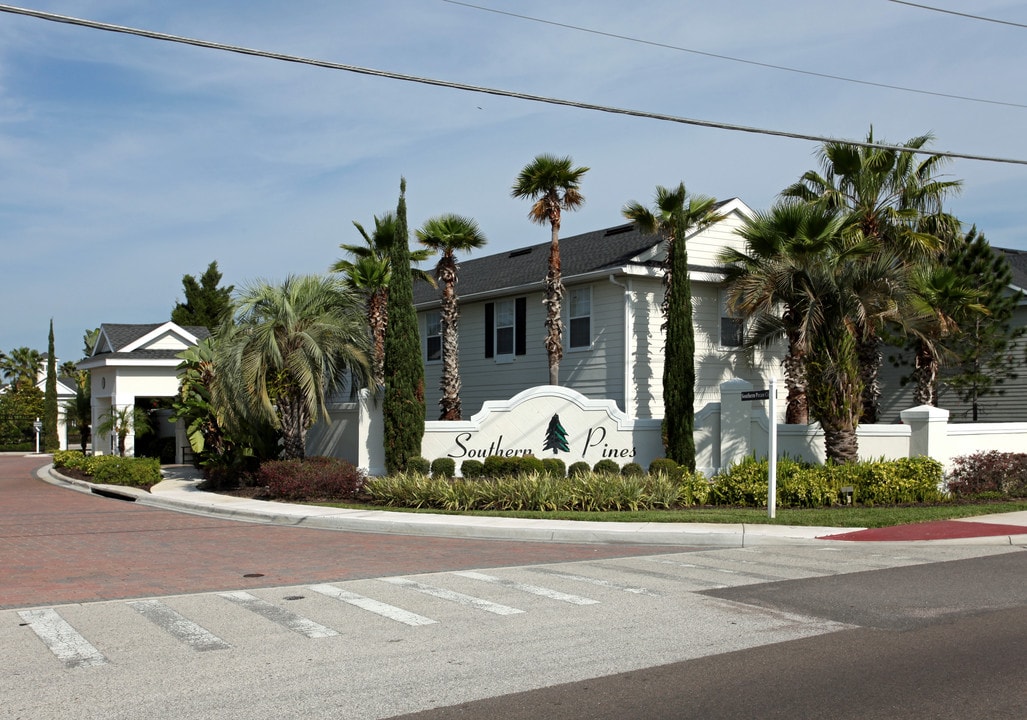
[2,0,1026,366]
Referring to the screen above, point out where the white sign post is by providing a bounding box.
[767,378,777,519]
[33,417,42,455]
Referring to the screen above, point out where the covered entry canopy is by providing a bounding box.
[78,322,209,458]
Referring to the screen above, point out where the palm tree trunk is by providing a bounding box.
[784,324,809,425]
[369,289,388,388]
[544,223,564,386]
[913,340,938,406]
[278,393,309,460]
[438,255,461,420]
[857,334,882,424]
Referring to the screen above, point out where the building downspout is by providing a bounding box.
[609,274,632,417]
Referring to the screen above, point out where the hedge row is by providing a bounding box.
[363,455,947,511]
[52,450,162,488]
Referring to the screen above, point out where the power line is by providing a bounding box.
[443,0,1027,110]
[1,3,1026,167]
[888,1,1027,29]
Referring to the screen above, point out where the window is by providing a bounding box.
[485,297,526,359]
[568,286,592,349]
[425,311,442,362]
[720,290,744,348]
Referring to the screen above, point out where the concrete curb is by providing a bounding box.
[36,464,1027,547]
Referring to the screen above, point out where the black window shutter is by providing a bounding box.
[484,302,494,358]
[515,297,527,356]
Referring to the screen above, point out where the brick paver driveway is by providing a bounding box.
[1,455,681,609]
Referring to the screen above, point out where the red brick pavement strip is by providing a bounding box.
[0,456,687,609]
[823,520,1027,542]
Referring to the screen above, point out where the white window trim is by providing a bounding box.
[718,288,745,350]
[424,311,442,364]
[566,285,593,352]
[494,299,516,361]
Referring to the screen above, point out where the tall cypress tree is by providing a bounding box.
[382,178,425,473]
[43,319,60,452]
[663,210,696,470]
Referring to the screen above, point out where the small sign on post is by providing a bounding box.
[32,417,42,455]
[741,389,771,401]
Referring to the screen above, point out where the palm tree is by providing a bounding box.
[0,346,43,391]
[216,275,372,460]
[417,214,488,420]
[623,183,722,469]
[899,264,986,406]
[721,202,853,424]
[96,405,152,457]
[801,246,907,463]
[781,128,962,423]
[332,213,434,388]
[511,154,589,386]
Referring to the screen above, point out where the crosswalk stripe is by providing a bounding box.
[307,584,437,626]
[453,571,600,605]
[127,599,231,651]
[217,591,339,638]
[18,608,108,668]
[380,577,524,615]
[526,567,662,596]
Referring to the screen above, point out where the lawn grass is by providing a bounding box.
[313,500,1027,528]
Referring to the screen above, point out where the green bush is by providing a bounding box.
[541,457,566,478]
[406,456,431,476]
[520,455,545,476]
[648,458,680,478]
[621,462,645,477]
[592,459,620,476]
[460,459,484,479]
[568,461,591,478]
[710,456,769,506]
[483,455,508,478]
[430,457,456,479]
[54,451,161,487]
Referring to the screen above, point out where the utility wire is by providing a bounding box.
[888,1,1027,29]
[1,3,1026,166]
[443,0,1027,110]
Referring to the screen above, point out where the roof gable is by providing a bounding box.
[91,322,210,359]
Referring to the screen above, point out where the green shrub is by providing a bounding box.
[258,457,364,501]
[90,456,162,487]
[568,461,591,478]
[520,455,545,476]
[541,457,566,478]
[593,459,620,476]
[710,456,769,506]
[54,451,161,487]
[430,457,456,479]
[460,459,484,479]
[406,456,431,476]
[621,462,644,477]
[483,455,508,478]
[678,469,711,506]
[948,451,1027,498]
[829,457,943,505]
[648,458,680,478]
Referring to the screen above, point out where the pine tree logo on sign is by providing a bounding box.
[543,414,570,454]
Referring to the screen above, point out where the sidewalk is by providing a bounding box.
[37,462,1027,547]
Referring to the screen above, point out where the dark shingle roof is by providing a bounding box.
[95,323,210,356]
[412,222,660,305]
[995,247,1027,292]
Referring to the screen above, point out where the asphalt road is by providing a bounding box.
[390,552,1027,720]
[4,454,1025,719]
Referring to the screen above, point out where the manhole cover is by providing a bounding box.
[284,595,305,601]
[243,573,265,578]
